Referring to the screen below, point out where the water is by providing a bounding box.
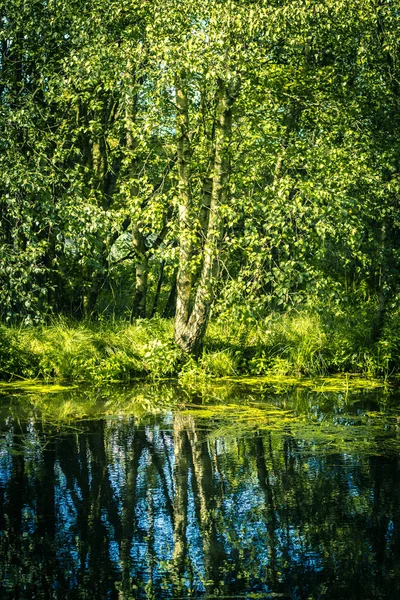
[0,380,399,599]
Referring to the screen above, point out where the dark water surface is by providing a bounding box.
[0,380,400,599]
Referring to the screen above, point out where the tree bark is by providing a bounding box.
[174,72,194,331]
[151,260,165,317]
[162,270,177,318]
[174,78,237,354]
[373,222,389,342]
[130,225,148,320]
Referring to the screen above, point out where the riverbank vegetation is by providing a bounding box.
[2,0,400,376]
[1,305,400,382]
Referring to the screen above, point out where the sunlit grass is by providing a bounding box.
[0,317,181,382]
[1,307,400,382]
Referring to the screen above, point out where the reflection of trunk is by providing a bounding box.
[370,456,389,582]
[54,435,92,590]
[187,420,225,595]
[131,226,148,320]
[61,434,91,587]
[36,433,57,595]
[58,423,118,598]
[145,483,156,598]
[147,438,175,521]
[175,79,237,355]
[9,442,25,528]
[120,428,145,599]
[393,455,400,564]
[3,427,26,597]
[255,435,279,588]
[172,416,190,593]
[86,422,118,598]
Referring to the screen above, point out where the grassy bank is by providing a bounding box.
[1,309,399,383]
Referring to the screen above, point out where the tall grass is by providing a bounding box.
[1,307,399,382]
[204,306,400,379]
[0,317,181,382]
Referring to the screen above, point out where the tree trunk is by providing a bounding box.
[151,260,165,317]
[85,270,105,317]
[130,225,148,320]
[174,72,194,331]
[162,270,177,318]
[174,78,237,355]
[373,223,388,342]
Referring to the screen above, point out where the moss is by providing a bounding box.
[222,374,384,392]
[179,387,399,454]
[0,381,76,394]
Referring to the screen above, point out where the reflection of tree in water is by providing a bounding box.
[0,414,400,599]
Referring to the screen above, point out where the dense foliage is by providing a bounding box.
[1,0,400,352]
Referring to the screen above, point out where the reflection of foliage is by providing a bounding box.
[228,374,384,393]
[0,378,398,457]
[0,381,75,394]
[0,381,400,598]
[0,381,184,428]
[179,372,384,398]
[179,380,399,456]
[180,402,400,456]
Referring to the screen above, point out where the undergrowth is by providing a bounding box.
[1,307,399,382]
[0,317,181,382]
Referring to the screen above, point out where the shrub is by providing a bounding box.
[0,325,40,379]
[200,349,240,377]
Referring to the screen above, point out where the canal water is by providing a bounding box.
[0,379,399,599]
